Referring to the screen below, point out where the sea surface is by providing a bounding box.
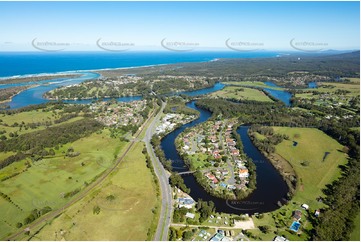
[0,51,279,77]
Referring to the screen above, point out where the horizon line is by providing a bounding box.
[0,49,359,53]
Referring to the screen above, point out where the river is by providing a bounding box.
[2,72,142,109]
[4,73,293,109]
[161,101,289,214]
[3,72,226,109]
[4,71,289,213]
[263,81,292,107]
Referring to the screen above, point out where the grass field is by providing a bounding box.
[0,110,56,139]
[250,127,349,241]
[209,86,274,102]
[345,77,360,84]
[0,151,15,163]
[320,82,360,94]
[296,79,360,101]
[0,109,84,139]
[30,142,158,241]
[222,81,284,90]
[0,129,126,239]
[273,127,348,208]
[0,110,56,125]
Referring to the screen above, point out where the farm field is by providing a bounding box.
[0,110,55,124]
[208,86,274,102]
[250,127,349,241]
[0,109,85,139]
[345,77,361,84]
[0,129,126,239]
[296,78,360,101]
[272,127,348,208]
[222,81,284,90]
[30,142,158,241]
[322,78,360,94]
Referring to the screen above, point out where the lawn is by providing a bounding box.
[30,142,158,241]
[189,153,210,170]
[0,129,126,239]
[273,127,348,208]
[209,86,274,102]
[0,110,56,125]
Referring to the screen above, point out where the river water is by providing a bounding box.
[263,81,292,107]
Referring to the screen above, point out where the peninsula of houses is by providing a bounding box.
[176,119,256,199]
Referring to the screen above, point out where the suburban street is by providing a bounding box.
[143,102,173,241]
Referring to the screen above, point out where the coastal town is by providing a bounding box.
[0,1,359,241]
[90,99,149,127]
[45,74,217,100]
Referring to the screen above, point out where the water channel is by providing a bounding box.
[161,101,289,214]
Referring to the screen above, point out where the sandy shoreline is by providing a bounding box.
[0,58,220,80]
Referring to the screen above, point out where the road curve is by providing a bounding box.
[144,102,173,241]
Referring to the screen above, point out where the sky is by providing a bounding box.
[0,1,359,51]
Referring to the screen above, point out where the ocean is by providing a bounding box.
[0,51,279,78]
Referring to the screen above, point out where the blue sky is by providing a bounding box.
[0,1,359,51]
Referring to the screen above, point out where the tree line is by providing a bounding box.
[0,118,103,169]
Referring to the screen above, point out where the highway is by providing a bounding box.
[143,102,173,241]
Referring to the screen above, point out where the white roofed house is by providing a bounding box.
[177,197,195,209]
[185,212,195,219]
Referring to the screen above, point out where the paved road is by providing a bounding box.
[226,158,236,185]
[143,102,173,241]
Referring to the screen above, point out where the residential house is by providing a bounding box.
[178,197,195,209]
[239,168,249,178]
[293,210,302,221]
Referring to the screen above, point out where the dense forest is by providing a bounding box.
[98,51,360,79]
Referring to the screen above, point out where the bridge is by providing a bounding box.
[178,170,196,175]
